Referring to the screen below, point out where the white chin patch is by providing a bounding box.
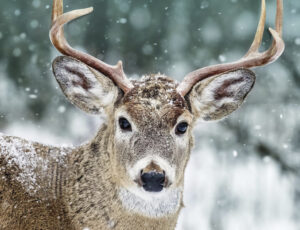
[119,186,182,218]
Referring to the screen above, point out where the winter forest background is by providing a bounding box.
[0,0,299,229]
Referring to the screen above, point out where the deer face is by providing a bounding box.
[112,75,193,192]
[53,56,256,217]
[50,0,284,219]
[110,76,194,217]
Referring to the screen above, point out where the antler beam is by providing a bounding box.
[177,0,285,97]
[50,0,134,93]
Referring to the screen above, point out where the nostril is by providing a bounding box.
[157,174,165,184]
[141,172,165,192]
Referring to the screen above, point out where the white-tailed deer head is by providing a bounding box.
[50,0,284,217]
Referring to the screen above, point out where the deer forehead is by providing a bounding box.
[116,74,191,128]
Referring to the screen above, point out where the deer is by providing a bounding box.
[0,0,284,229]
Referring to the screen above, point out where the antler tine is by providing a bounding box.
[268,0,283,54]
[177,0,285,97]
[276,0,283,37]
[50,0,134,93]
[244,0,266,57]
[261,1,284,64]
[51,0,63,22]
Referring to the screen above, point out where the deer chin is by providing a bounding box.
[118,186,182,218]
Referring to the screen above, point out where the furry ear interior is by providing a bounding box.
[52,56,120,114]
[187,69,256,121]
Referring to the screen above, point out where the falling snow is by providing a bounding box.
[0,0,299,229]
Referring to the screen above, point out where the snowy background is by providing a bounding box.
[0,0,299,229]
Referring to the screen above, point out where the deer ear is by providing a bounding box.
[187,69,255,121]
[52,56,120,114]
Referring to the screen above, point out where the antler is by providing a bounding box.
[177,0,285,97]
[50,0,134,93]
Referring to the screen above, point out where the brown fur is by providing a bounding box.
[0,126,180,229]
[0,136,73,230]
[0,59,254,229]
[0,76,190,230]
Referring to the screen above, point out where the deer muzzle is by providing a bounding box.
[134,161,171,192]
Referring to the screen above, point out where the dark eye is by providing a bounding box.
[119,117,132,131]
[175,122,188,135]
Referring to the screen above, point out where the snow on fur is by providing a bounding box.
[0,133,70,194]
[0,133,47,193]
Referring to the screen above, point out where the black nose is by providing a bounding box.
[141,171,165,192]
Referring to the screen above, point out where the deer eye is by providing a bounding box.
[175,122,188,135]
[119,117,132,132]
